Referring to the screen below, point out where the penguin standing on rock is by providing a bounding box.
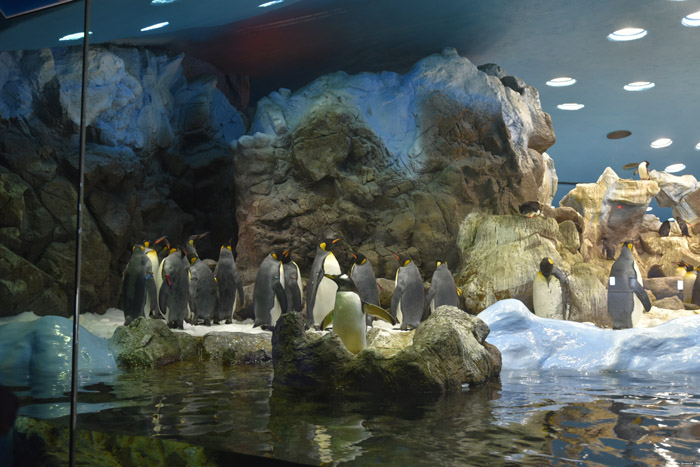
[607,241,651,329]
[532,257,572,320]
[350,253,380,326]
[623,161,650,180]
[659,220,671,237]
[681,263,697,304]
[320,274,397,354]
[391,254,425,330]
[188,254,218,326]
[214,243,244,324]
[121,244,157,326]
[280,249,303,313]
[424,261,459,317]
[253,250,287,329]
[159,247,190,330]
[678,218,691,237]
[306,238,341,328]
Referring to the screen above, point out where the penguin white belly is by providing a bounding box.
[631,261,644,327]
[683,273,696,303]
[270,262,286,325]
[394,269,403,326]
[230,294,238,320]
[312,255,340,325]
[533,273,564,319]
[156,260,166,316]
[333,292,366,354]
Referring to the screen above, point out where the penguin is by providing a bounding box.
[121,244,157,326]
[602,237,616,260]
[280,249,303,312]
[188,254,218,326]
[623,161,650,180]
[391,254,425,330]
[306,238,341,328]
[213,243,245,324]
[159,247,190,329]
[253,251,288,329]
[674,261,689,278]
[142,240,161,318]
[424,261,459,317]
[518,201,542,218]
[678,218,691,237]
[682,263,697,304]
[659,220,671,237]
[532,257,571,320]
[186,232,209,259]
[350,253,380,326]
[647,264,665,279]
[690,267,700,308]
[607,241,651,330]
[320,274,397,354]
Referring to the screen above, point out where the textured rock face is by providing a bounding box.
[271,306,501,396]
[233,48,555,281]
[109,318,184,368]
[0,45,246,315]
[560,167,660,262]
[455,211,610,326]
[650,170,700,224]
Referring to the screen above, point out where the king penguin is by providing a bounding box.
[350,253,380,326]
[682,263,697,304]
[188,253,218,326]
[213,243,244,324]
[607,241,651,329]
[424,261,459,317]
[306,238,341,328]
[253,250,288,329]
[674,261,689,278]
[280,249,303,313]
[532,257,572,320]
[143,240,161,318]
[159,247,190,330]
[121,244,157,326]
[186,232,208,259]
[391,254,425,330]
[320,274,397,354]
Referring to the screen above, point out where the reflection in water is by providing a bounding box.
[14,363,700,465]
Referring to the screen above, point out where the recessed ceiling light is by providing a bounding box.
[607,130,632,139]
[141,22,169,32]
[607,28,648,41]
[58,31,92,41]
[546,77,576,87]
[646,207,653,212]
[665,163,686,173]
[624,81,655,91]
[696,142,700,150]
[258,0,284,7]
[557,103,584,110]
[151,0,176,4]
[651,138,673,148]
[682,11,700,27]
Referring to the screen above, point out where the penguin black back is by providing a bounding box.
[647,264,665,278]
[678,218,690,237]
[659,220,671,237]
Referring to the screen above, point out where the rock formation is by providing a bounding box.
[0,45,246,316]
[271,306,501,397]
[232,48,556,282]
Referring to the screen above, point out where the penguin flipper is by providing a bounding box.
[363,303,398,326]
[632,281,652,312]
[146,273,158,317]
[390,284,404,319]
[320,310,334,330]
[552,267,572,320]
[633,168,640,176]
[273,281,288,314]
[289,280,302,312]
[424,286,437,316]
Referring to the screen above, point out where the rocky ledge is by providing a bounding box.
[271,306,501,396]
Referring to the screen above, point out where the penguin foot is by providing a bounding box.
[204,319,211,326]
[225,319,232,324]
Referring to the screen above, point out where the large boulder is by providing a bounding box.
[0,45,247,316]
[271,306,501,397]
[232,48,556,281]
[109,318,184,368]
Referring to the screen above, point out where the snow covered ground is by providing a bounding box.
[479,299,700,372]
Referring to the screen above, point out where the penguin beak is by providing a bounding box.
[323,273,340,284]
[351,253,357,260]
[392,253,400,261]
[332,238,340,244]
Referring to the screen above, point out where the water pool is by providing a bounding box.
[11,362,700,465]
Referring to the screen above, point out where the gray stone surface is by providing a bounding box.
[271,306,501,396]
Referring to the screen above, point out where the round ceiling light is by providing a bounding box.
[607,28,648,41]
[696,142,700,150]
[141,22,169,31]
[665,163,686,173]
[557,103,584,110]
[651,138,673,148]
[646,207,653,212]
[546,77,577,87]
[682,11,700,27]
[624,81,655,91]
[607,130,632,139]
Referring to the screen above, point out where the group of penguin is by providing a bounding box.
[121,235,462,354]
[253,237,462,354]
[120,233,244,329]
